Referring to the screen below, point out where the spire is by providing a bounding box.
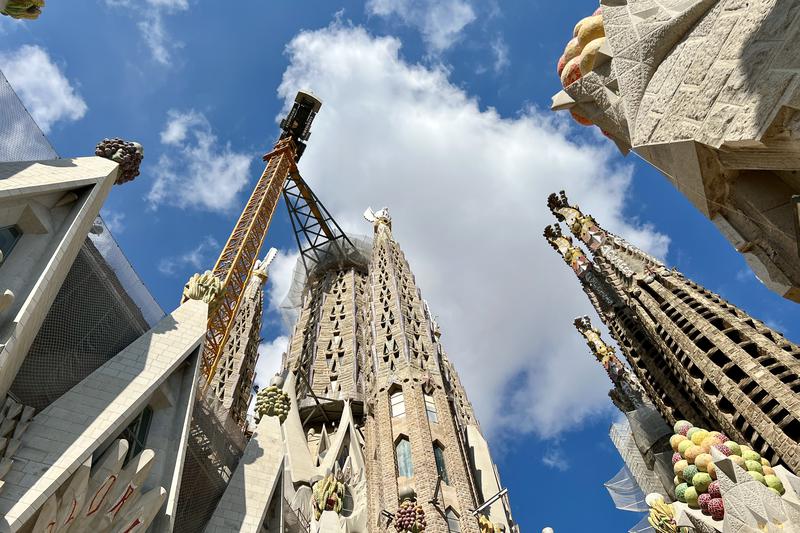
[573,315,647,412]
[548,190,665,279]
[252,248,278,284]
[543,224,591,278]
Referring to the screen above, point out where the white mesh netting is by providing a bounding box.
[0,68,58,162]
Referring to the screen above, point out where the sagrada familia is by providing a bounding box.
[0,1,799,532]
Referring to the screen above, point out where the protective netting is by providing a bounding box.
[10,238,154,410]
[0,68,58,162]
[173,390,247,533]
[89,217,164,326]
[280,233,372,329]
[604,464,649,513]
[628,514,656,533]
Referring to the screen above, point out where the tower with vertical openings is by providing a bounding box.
[545,190,800,476]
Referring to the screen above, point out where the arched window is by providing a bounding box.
[390,389,405,417]
[424,393,438,423]
[446,508,461,532]
[433,442,449,484]
[395,437,413,477]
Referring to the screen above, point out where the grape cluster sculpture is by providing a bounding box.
[311,474,345,520]
[95,138,144,185]
[1,0,44,19]
[254,384,290,423]
[394,499,426,533]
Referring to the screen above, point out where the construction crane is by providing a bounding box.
[189,91,322,388]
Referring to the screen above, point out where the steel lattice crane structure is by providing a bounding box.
[187,91,322,388]
[191,90,361,392]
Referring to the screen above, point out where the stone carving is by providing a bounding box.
[31,439,167,532]
[0,0,43,19]
[252,247,278,282]
[646,493,687,533]
[254,380,290,423]
[0,396,34,493]
[551,1,800,302]
[543,225,591,277]
[363,206,392,230]
[0,288,14,314]
[394,498,426,533]
[182,270,224,310]
[95,138,144,185]
[574,315,647,412]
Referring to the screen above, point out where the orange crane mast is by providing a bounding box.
[187,91,322,388]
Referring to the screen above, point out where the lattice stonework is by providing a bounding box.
[547,191,800,475]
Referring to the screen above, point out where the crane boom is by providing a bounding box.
[190,91,322,386]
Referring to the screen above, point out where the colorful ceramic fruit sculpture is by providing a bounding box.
[556,5,606,126]
[95,138,144,185]
[394,498,426,533]
[1,0,43,19]
[254,384,290,423]
[667,420,787,521]
[312,474,345,520]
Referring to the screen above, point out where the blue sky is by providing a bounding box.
[3,1,800,531]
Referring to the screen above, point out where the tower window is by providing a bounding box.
[120,405,153,465]
[0,225,21,262]
[446,508,461,532]
[391,390,405,417]
[433,442,449,484]
[424,393,438,423]
[395,437,413,477]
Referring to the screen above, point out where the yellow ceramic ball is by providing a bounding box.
[685,445,703,464]
[707,462,716,480]
[763,466,775,476]
[674,459,689,477]
[691,430,709,446]
[761,457,771,467]
[678,440,694,456]
[730,455,746,468]
[695,453,713,473]
[671,434,687,452]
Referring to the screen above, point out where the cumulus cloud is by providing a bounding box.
[100,209,126,234]
[254,335,290,390]
[272,23,668,440]
[147,109,253,211]
[367,0,476,53]
[158,235,219,276]
[491,36,509,73]
[0,45,87,133]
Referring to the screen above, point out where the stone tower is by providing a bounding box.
[545,191,800,475]
[208,207,516,533]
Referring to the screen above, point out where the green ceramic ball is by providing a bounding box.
[693,472,712,494]
[684,486,699,508]
[675,483,689,503]
[683,465,699,484]
[768,487,781,496]
[742,450,761,463]
[674,459,689,477]
[764,475,785,495]
[724,441,741,456]
[678,440,694,456]
[747,471,766,485]
[745,460,763,475]
[686,427,701,441]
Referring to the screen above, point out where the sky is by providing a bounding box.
[3,1,800,531]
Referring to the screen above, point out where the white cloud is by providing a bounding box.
[0,45,87,133]
[101,209,126,234]
[104,0,187,65]
[158,235,219,276]
[541,445,570,471]
[274,23,670,441]
[491,36,509,73]
[366,0,476,53]
[254,335,290,390]
[147,109,253,212]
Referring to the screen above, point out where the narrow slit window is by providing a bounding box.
[391,390,405,417]
[433,442,449,484]
[395,437,413,477]
[424,393,438,423]
[0,225,21,262]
